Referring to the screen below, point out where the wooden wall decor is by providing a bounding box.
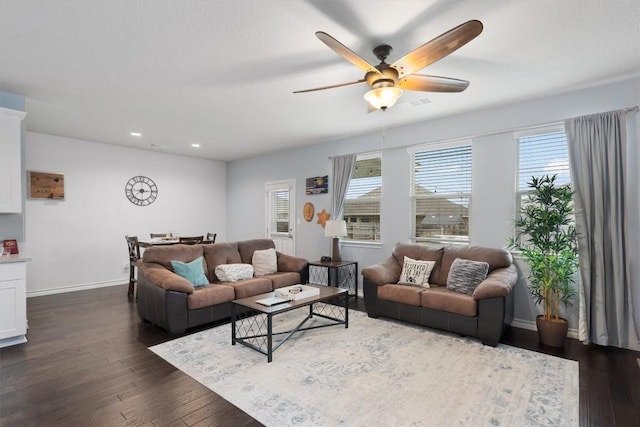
[28,171,65,200]
[316,208,330,228]
[303,202,315,222]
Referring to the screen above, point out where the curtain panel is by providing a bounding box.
[565,109,639,348]
[330,154,356,220]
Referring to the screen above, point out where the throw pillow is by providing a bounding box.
[398,256,436,287]
[446,258,490,295]
[215,263,254,282]
[252,248,278,276]
[170,257,209,287]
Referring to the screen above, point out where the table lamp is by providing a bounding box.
[324,219,348,262]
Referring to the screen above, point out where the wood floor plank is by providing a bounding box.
[1,284,639,426]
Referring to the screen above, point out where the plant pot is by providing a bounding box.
[536,315,569,347]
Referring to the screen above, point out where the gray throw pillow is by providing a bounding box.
[446,258,489,295]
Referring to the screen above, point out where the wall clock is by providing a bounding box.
[125,175,158,206]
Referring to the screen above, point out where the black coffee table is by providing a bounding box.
[231,285,348,362]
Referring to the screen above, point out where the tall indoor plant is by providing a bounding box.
[509,174,579,346]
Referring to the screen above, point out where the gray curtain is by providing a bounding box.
[565,109,638,347]
[331,154,356,219]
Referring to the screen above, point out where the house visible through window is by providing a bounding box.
[411,142,471,245]
[343,154,382,242]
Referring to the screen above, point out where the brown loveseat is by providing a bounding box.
[362,243,517,346]
[137,239,308,334]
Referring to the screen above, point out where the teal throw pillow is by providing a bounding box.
[170,256,209,287]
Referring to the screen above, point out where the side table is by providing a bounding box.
[308,260,358,300]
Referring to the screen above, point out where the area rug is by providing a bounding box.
[150,309,578,426]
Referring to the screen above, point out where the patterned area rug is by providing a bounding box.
[150,309,578,426]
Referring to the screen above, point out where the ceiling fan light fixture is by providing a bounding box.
[364,86,403,110]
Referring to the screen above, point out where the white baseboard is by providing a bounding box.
[511,318,579,340]
[27,279,126,298]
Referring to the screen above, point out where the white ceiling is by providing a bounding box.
[1,0,638,161]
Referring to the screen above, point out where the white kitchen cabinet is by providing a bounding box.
[0,106,26,213]
[0,258,28,348]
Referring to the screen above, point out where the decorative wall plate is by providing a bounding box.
[303,202,315,222]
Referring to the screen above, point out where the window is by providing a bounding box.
[343,154,382,242]
[411,142,472,245]
[269,189,290,233]
[517,126,571,207]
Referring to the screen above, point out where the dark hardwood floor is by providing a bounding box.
[1,284,639,426]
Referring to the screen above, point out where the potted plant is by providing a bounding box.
[509,174,579,347]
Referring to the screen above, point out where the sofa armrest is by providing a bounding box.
[276,252,308,273]
[138,262,195,294]
[472,264,517,300]
[361,256,402,285]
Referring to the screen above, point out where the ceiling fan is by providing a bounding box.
[294,20,483,111]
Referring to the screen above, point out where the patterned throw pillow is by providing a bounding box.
[446,258,490,295]
[215,263,254,282]
[170,257,209,287]
[252,248,278,276]
[398,256,436,287]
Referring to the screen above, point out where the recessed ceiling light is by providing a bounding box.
[191,143,201,148]
[149,143,162,148]
[130,132,142,137]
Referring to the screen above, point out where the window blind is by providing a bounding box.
[518,131,570,190]
[270,190,289,233]
[413,145,472,194]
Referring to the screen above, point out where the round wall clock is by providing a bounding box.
[125,175,158,206]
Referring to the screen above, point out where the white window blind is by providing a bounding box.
[270,190,290,233]
[343,155,382,242]
[518,130,570,190]
[411,143,471,244]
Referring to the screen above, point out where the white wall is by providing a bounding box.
[228,76,640,341]
[24,132,226,295]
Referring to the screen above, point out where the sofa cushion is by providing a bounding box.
[398,256,435,287]
[143,244,204,270]
[421,286,477,317]
[446,258,489,295]
[437,246,512,285]
[378,284,423,306]
[237,239,276,264]
[263,272,301,289]
[203,242,242,280]
[215,264,254,282]
[187,284,236,310]
[170,256,209,287]
[252,248,278,276]
[223,277,273,299]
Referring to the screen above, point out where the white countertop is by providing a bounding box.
[0,254,31,263]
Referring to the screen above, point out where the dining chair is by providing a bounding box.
[205,232,217,243]
[179,235,203,244]
[125,235,140,299]
[150,233,167,238]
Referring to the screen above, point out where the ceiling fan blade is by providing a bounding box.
[293,79,367,94]
[391,20,483,78]
[397,74,469,92]
[316,31,381,74]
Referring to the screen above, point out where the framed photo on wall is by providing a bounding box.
[305,175,328,195]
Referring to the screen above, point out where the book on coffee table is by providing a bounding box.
[255,296,290,306]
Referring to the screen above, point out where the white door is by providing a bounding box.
[265,179,295,255]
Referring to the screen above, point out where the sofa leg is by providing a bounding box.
[481,338,498,347]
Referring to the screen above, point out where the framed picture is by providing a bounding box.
[305,175,328,195]
[28,171,65,200]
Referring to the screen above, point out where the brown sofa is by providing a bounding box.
[137,239,308,334]
[362,243,517,346]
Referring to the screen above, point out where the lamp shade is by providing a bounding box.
[364,86,403,110]
[324,219,347,238]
